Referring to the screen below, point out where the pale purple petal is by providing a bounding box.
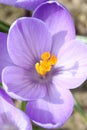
[7,17,52,69]
[26,86,74,129]
[2,66,47,100]
[16,0,48,10]
[51,31,67,55]
[0,88,32,130]
[53,40,87,89]
[33,1,75,41]
[0,32,13,82]
[0,0,16,5]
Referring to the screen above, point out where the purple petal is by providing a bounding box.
[0,88,14,105]
[33,1,75,41]
[7,17,52,69]
[26,86,74,129]
[0,0,16,5]
[51,31,67,55]
[54,40,87,89]
[16,0,48,10]
[2,66,47,100]
[0,32,13,82]
[0,88,32,130]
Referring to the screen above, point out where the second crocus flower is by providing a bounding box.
[0,88,32,130]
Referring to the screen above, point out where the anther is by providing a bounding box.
[35,52,57,76]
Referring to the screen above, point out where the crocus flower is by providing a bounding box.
[0,88,32,130]
[0,1,87,129]
[0,0,48,10]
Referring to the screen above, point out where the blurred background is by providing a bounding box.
[0,0,87,130]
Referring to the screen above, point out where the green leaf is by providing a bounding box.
[21,101,26,111]
[33,125,45,130]
[0,21,10,33]
[0,83,2,87]
[76,35,87,44]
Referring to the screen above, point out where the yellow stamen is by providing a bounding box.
[41,52,50,60]
[48,55,57,65]
[35,52,57,76]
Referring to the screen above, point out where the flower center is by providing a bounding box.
[35,52,57,76]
